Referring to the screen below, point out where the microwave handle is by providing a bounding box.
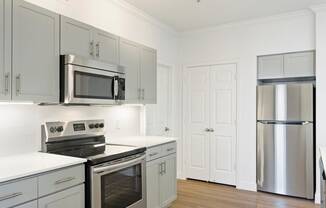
[114,78,119,97]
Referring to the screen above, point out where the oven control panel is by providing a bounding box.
[43,119,105,141]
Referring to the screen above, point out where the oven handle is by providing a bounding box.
[93,154,146,174]
[114,77,119,97]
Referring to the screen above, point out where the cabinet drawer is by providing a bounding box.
[162,142,176,155]
[146,146,162,161]
[38,165,85,197]
[15,200,37,208]
[0,178,37,208]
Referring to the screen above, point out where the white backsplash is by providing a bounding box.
[0,104,142,157]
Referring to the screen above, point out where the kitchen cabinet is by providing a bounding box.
[119,39,157,104]
[0,0,11,100]
[257,51,315,80]
[140,46,157,104]
[60,16,94,59]
[146,142,177,208]
[119,38,141,103]
[0,164,85,208]
[284,51,315,77]
[258,54,284,79]
[38,185,84,208]
[12,0,59,103]
[15,201,37,208]
[61,16,119,64]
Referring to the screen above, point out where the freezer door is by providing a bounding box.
[257,83,313,121]
[256,122,314,199]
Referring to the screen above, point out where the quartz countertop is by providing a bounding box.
[107,136,177,148]
[0,152,86,183]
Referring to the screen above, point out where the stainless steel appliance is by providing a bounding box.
[60,55,125,105]
[41,119,146,208]
[256,83,315,199]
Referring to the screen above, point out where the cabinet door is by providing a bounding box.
[16,201,37,208]
[258,55,284,79]
[140,46,157,104]
[146,160,161,208]
[12,0,59,103]
[160,154,177,207]
[0,0,11,100]
[284,51,315,77]
[119,39,141,103]
[60,16,94,58]
[38,185,84,208]
[94,29,119,64]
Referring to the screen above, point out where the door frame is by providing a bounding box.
[182,60,239,186]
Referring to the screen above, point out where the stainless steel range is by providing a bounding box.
[41,119,147,208]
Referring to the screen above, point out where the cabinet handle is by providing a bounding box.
[209,128,214,132]
[167,148,174,152]
[162,162,166,175]
[0,192,23,202]
[138,88,141,100]
[15,74,21,96]
[96,42,100,57]
[205,128,210,132]
[159,163,163,175]
[54,176,75,185]
[141,89,145,100]
[149,152,158,157]
[90,41,94,56]
[4,72,9,95]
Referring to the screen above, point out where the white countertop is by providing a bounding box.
[108,136,177,148]
[0,152,86,183]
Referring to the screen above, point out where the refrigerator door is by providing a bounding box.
[257,122,314,199]
[257,83,313,121]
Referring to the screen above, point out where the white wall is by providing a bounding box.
[0,0,180,157]
[179,11,315,191]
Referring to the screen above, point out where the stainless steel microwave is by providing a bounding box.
[60,55,125,105]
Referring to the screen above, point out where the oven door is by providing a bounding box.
[63,64,121,105]
[91,154,146,208]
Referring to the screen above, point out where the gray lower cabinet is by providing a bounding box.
[12,0,59,103]
[120,38,157,104]
[0,0,11,100]
[38,185,84,208]
[15,201,37,208]
[140,46,157,104]
[146,142,177,208]
[0,164,85,208]
[61,16,119,64]
[60,16,94,59]
[257,51,315,80]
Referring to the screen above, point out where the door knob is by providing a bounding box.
[165,127,170,132]
[209,128,214,132]
[205,128,210,132]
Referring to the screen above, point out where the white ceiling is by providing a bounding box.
[123,0,326,31]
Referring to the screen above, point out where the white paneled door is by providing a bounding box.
[185,66,210,181]
[146,64,172,136]
[185,64,237,185]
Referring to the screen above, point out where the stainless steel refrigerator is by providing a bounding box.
[257,83,315,199]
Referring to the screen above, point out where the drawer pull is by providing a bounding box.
[149,152,158,157]
[167,148,174,152]
[0,192,23,202]
[54,177,75,185]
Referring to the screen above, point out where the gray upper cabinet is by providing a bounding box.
[140,46,157,104]
[12,0,60,103]
[119,38,141,103]
[258,55,284,79]
[94,29,119,64]
[284,51,315,77]
[60,16,94,58]
[258,51,315,80]
[0,0,11,101]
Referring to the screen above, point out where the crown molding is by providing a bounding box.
[109,0,178,36]
[181,9,314,36]
[310,3,326,12]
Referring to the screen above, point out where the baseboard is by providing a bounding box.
[236,180,257,192]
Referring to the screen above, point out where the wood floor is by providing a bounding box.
[171,180,319,208]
